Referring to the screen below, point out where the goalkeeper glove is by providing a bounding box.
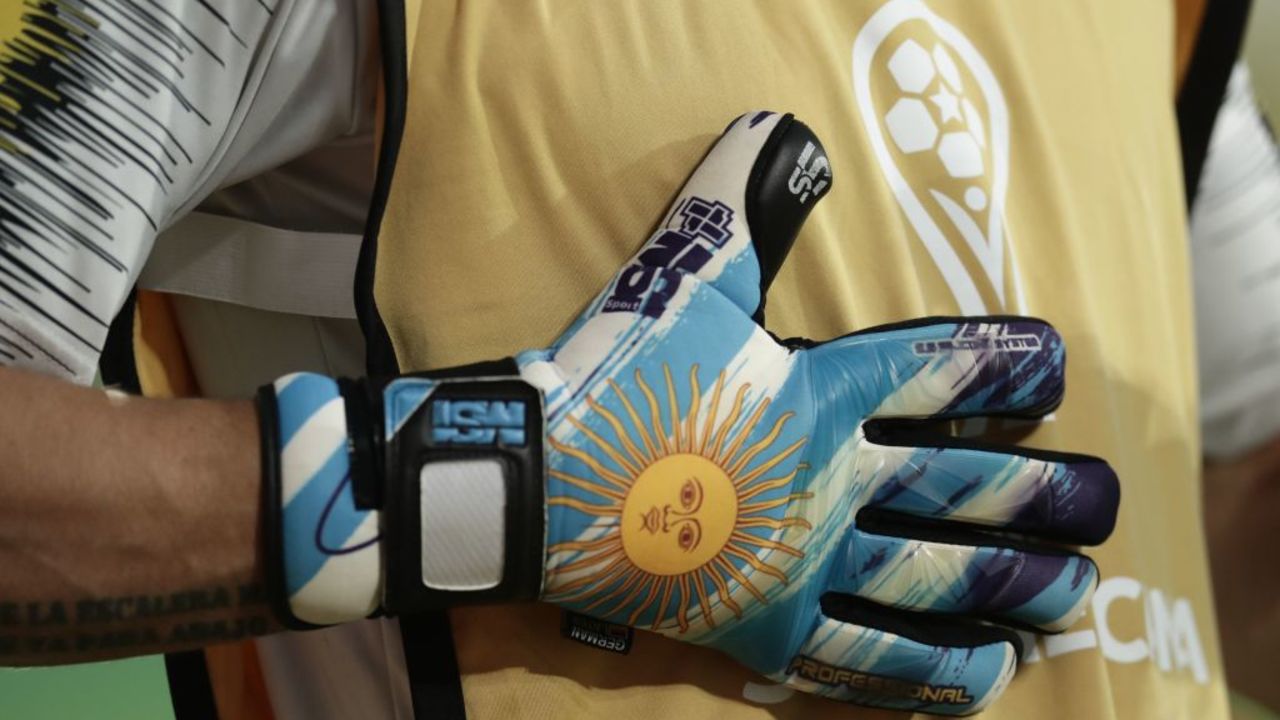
[258,111,1118,715]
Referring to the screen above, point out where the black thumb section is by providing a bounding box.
[747,115,833,300]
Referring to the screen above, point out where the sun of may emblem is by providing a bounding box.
[545,364,812,632]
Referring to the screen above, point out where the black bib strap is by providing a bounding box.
[164,650,218,720]
[364,1,469,715]
[400,612,467,720]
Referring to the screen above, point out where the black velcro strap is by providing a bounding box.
[382,374,546,614]
[339,377,385,510]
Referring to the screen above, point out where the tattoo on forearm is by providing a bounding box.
[0,583,271,658]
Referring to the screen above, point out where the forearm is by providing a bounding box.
[0,367,276,665]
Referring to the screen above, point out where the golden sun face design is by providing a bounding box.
[545,364,812,633]
[623,454,737,575]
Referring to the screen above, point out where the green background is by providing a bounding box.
[0,658,172,720]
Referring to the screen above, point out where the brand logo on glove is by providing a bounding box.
[544,365,811,632]
[603,197,735,318]
[788,141,832,203]
[431,399,527,446]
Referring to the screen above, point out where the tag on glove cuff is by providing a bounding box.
[561,611,634,654]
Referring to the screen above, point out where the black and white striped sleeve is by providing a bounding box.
[0,0,355,384]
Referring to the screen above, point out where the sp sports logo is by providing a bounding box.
[602,196,734,318]
[788,141,831,204]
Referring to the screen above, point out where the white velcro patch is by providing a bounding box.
[419,459,507,591]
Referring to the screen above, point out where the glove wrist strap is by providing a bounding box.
[257,373,383,629]
[258,367,547,627]
[380,367,547,614]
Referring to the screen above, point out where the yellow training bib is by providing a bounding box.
[373,2,1227,718]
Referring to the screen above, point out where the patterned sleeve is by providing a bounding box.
[0,0,352,384]
[1191,62,1280,459]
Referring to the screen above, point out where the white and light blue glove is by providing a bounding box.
[258,111,1119,715]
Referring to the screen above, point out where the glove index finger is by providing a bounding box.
[810,317,1065,421]
[593,111,832,323]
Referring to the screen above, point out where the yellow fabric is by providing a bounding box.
[133,291,199,400]
[377,2,1228,718]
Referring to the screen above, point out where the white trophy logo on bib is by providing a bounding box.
[853,0,1024,313]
